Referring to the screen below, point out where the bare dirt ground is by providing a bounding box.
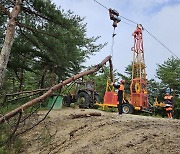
[21,108,180,154]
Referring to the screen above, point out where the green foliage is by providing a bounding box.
[118,63,132,94]
[84,66,113,100]
[0,121,22,154]
[173,97,180,119]
[156,57,180,95]
[39,128,52,146]
[147,79,165,104]
[0,146,7,154]
[1,0,105,95]
[1,0,106,148]
[0,100,46,152]
[0,2,8,47]
[156,57,180,118]
[0,134,22,154]
[0,125,9,154]
[153,107,167,118]
[13,138,22,154]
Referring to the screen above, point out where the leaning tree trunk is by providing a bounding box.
[0,0,22,89]
[0,55,113,124]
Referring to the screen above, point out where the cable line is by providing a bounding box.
[119,15,137,25]
[121,21,136,27]
[144,28,179,59]
[92,0,179,59]
[93,0,108,10]
[93,0,137,25]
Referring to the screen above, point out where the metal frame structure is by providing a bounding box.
[130,24,148,110]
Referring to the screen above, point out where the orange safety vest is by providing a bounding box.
[166,107,172,111]
[164,95,173,100]
[164,95,173,107]
[119,84,124,91]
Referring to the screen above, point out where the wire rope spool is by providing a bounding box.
[135,82,141,93]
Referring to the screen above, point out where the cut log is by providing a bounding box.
[70,112,101,119]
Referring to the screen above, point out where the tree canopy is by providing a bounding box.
[0,0,105,92]
[156,57,180,96]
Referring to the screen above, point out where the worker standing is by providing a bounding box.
[164,89,174,119]
[112,80,125,116]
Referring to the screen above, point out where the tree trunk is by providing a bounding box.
[51,66,55,86]
[40,65,48,89]
[14,69,24,92]
[18,68,24,92]
[0,1,22,89]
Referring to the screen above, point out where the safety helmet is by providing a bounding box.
[120,80,125,84]
[137,24,144,30]
[166,88,171,94]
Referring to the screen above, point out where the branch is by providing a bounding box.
[16,22,59,38]
[8,0,16,5]
[0,2,11,17]
[12,0,59,24]
[14,69,21,81]
[1,2,61,39]
[22,6,51,21]
[6,88,49,96]
[0,3,59,39]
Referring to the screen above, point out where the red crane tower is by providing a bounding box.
[130,24,148,111]
[98,13,149,113]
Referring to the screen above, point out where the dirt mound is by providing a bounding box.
[21,108,180,154]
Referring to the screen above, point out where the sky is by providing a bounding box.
[51,0,180,80]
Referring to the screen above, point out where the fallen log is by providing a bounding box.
[70,112,102,119]
[0,55,113,124]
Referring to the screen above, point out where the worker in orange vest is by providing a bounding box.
[164,89,174,118]
[112,80,125,116]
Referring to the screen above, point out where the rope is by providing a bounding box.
[110,28,116,58]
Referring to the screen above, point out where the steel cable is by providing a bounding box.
[92,0,179,58]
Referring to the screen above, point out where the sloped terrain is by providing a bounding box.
[21,108,180,154]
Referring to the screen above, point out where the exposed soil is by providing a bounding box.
[21,108,180,154]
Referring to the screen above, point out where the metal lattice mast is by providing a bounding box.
[132,24,146,80]
[130,24,148,110]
